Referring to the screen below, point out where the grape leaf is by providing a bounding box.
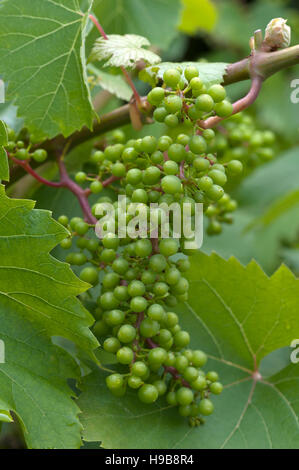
[0,186,98,352]
[179,0,218,35]
[90,34,161,69]
[88,64,132,101]
[90,0,182,51]
[0,120,9,181]
[140,61,228,87]
[78,253,299,448]
[0,0,95,140]
[0,187,101,447]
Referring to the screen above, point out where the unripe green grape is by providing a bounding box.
[202,129,215,141]
[141,135,157,154]
[179,405,192,417]
[100,292,120,310]
[153,281,169,297]
[130,296,148,313]
[207,184,225,201]
[164,114,179,128]
[128,280,146,297]
[156,328,172,344]
[79,267,98,285]
[195,94,214,113]
[207,220,222,235]
[140,318,160,337]
[111,162,126,177]
[257,147,274,161]
[161,175,182,194]
[132,188,148,204]
[165,351,176,367]
[206,371,219,382]
[165,294,178,308]
[153,106,168,123]
[164,95,183,114]
[103,337,121,353]
[102,233,119,250]
[149,254,167,272]
[143,165,161,185]
[60,238,72,249]
[198,398,214,416]
[104,309,125,327]
[138,384,159,404]
[172,277,188,295]
[112,129,126,143]
[168,143,186,163]
[176,258,190,272]
[165,312,179,328]
[192,350,207,367]
[125,267,139,281]
[208,84,226,102]
[165,268,181,285]
[93,319,109,338]
[176,387,194,405]
[184,65,199,81]
[193,157,209,172]
[147,303,165,321]
[117,324,136,343]
[153,380,167,396]
[188,105,203,121]
[106,373,124,391]
[189,135,207,154]
[198,176,213,191]
[128,375,143,389]
[15,148,30,160]
[148,190,160,203]
[210,381,223,394]
[102,272,120,289]
[117,346,134,364]
[90,150,104,164]
[131,361,149,378]
[122,147,138,163]
[166,391,178,405]
[75,221,89,235]
[208,169,227,186]
[191,376,207,391]
[174,331,190,348]
[135,239,152,258]
[151,150,164,165]
[104,144,123,162]
[183,366,199,382]
[114,285,129,301]
[148,347,167,365]
[163,68,181,89]
[190,77,204,91]
[141,270,156,285]
[112,257,129,275]
[58,215,69,226]
[75,171,87,184]
[175,355,189,372]
[32,149,48,162]
[147,87,165,105]
[72,252,87,265]
[227,159,243,175]
[159,239,179,257]
[214,100,233,117]
[163,160,178,175]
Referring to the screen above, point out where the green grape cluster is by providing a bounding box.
[51,67,278,425]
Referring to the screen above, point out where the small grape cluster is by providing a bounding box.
[5,127,48,163]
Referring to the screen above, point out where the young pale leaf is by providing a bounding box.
[91,0,181,51]
[140,61,228,87]
[0,0,95,140]
[179,0,218,35]
[88,65,132,101]
[78,253,299,448]
[90,34,161,69]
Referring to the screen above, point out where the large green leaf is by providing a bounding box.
[78,252,299,448]
[0,187,100,447]
[91,0,182,51]
[0,0,95,139]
